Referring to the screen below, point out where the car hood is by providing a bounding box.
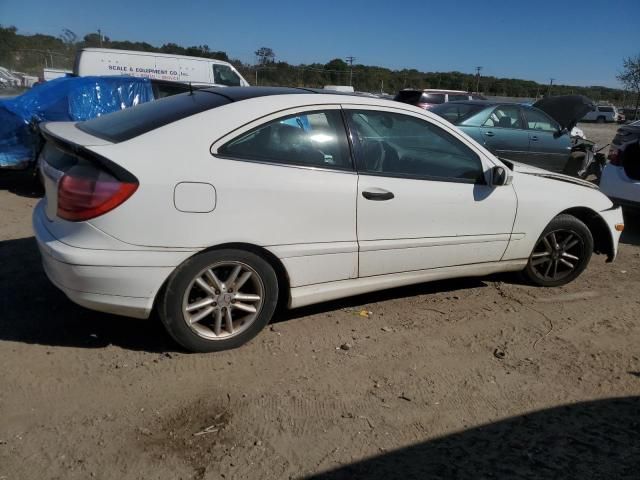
[533,95,595,131]
[504,159,599,190]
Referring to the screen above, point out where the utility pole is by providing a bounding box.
[475,66,482,93]
[346,56,355,86]
[97,29,103,47]
[548,78,554,96]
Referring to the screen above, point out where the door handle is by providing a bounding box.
[530,135,539,141]
[485,131,495,137]
[362,189,394,201]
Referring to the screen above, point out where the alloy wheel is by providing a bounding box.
[182,261,265,340]
[529,229,585,282]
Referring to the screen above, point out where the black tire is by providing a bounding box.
[159,249,279,353]
[596,116,605,124]
[523,214,593,287]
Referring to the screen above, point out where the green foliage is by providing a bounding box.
[0,24,626,103]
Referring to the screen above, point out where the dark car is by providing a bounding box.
[430,95,594,174]
[395,89,486,110]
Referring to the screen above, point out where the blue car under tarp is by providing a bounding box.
[0,76,154,169]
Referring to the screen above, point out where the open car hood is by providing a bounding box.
[533,95,595,131]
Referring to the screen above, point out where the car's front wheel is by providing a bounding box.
[159,249,279,352]
[523,214,593,287]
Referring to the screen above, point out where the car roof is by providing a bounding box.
[200,86,371,102]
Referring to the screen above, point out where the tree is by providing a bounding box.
[324,58,347,84]
[255,47,275,65]
[617,54,640,120]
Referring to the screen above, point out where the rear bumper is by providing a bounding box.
[33,203,191,319]
[600,164,640,207]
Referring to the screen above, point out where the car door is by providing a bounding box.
[522,107,572,172]
[479,105,530,162]
[213,106,359,287]
[343,106,517,277]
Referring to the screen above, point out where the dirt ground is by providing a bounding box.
[1,122,639,479]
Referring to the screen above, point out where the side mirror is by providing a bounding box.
[489,165,512,186]
[554,127,569,139]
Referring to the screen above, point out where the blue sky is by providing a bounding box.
[1,0,639,87]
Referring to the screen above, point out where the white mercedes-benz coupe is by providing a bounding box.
[33,87,624,352]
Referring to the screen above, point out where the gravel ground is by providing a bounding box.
[1,122,639,479]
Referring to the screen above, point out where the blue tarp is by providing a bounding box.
[0,76,154,169]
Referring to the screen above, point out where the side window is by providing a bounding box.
[212,64,241,86]
[483,105,522,129]
[448,94,470,102]
[524,108,559,132]
[219,110,352,170]
[346,110,483,182]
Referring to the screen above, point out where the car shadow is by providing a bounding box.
[306,396,640,480]
[621,209,640,246]
[0,170,44,198]
[0,236,177,352]
[0,236,492,352]
[276,277,488,324]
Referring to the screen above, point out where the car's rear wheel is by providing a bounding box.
[159,249,278,352]
[596,116,605,124]
[523,214,593,287]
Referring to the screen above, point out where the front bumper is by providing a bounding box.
[598,205,624,262]
[33,203,192,319]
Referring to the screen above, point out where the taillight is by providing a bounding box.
[608,147,622,166]
[57,166,138,221]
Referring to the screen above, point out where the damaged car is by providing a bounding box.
[33,87,623,352]
[431,95,597,177]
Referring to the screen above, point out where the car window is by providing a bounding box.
[212,64,242,86]
[598,106,614,113]
[219,110,352,170]
[447,94,469,102]
[523,108,559,132]
[483,105,522,129]
[346,109,483,183]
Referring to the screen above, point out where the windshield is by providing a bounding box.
[431,103,486,124]
[213,64,242,86]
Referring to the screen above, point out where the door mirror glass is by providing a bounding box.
[489,165,512,186]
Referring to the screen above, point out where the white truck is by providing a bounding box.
[73,48,249,87]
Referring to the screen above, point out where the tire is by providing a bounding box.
[596,116,605,124]
[523,214,593,287]
[158,249,279,352]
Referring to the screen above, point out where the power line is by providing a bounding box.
[475,66,482,93]
[346,56,355,86]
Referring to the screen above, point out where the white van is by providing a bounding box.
[74,48,249,87]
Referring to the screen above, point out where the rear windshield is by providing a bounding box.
[448,94,470,102]
[598,106,614,112]
[421,93,445,104]
[77,91,231,142]
[394,91,446,105]
[431,103,486,124]
[394,90,424,104]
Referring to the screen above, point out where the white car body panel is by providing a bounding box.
[33,92,624,320]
